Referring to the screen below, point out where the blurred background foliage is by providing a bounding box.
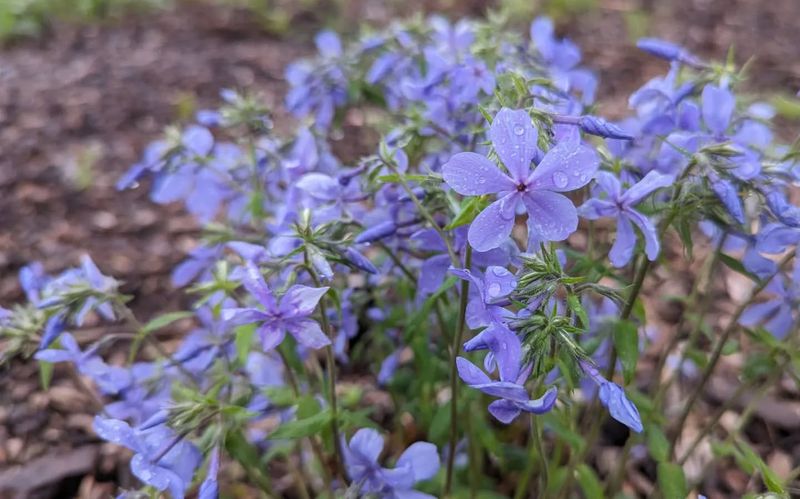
[0,0,607,43]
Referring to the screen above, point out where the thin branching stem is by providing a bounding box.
[667,249,796,457]
[444,245,472,496]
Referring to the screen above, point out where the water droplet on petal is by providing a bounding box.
[478,176,486,184]
[513,125,525,136]
[552,172,569,189]
[487,282,502,297]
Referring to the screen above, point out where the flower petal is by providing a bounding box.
[456,357,492,385]
[258,323,286,351]
[609,214,637,267]
[488,399,521,423]
[348,428,384,465]
[516,386,559,414]
[241,261,277,309]
[296,173,341,201]
[489,108,539,182]
[578,198,618,220]
[621,170,674,206]
[483,266,517,301]
[527,142,599,192]
[396,442,440,482]
[467,194,518,252]
[702,84,735,136]
[442,153,515,195]
[287,318,331,349]
[281,285,329,316]
[472,381,530,401]
[593,170,622,200]
[598,383,643,433]
[522,191,578,242]
[483,326,522,383]
[627,209,661,261]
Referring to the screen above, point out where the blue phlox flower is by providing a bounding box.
[344,428,440,498]
[579,170,673,266]
[580,360,643,433]
[457,326,558,423]
[93,416,201,499]
[442,108,599,251]
[222,261,331,350]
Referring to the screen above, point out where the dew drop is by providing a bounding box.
[491,267,508,277]
[478,177,486,184]
[552,172,569,189]
[513,125,525,136]
[487,282,502,297]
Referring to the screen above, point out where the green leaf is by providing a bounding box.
[613,319,639,385]
[377,173,429,184]
[567,293,589,329]
[226,428,273,489]
[736,439,786,494]
[269,409,333,440]
[646,426,670,462]
[445,196,489,230]
[235,324,256,364]
[719,253,756,280]
[657,462,688,499]
[262,386,296,407]
[429,401,451,442]
[773,95,800,121]
[338,408,378,432]
[140,311,193,334]
[575,464,604,499]
[296,395,322,419]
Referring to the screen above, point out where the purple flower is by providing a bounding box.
[636,38,702,66]
[448,266,516,331]
[701,84,736,139]
[93,416,201,499]
[343,429,440,498]
[579,170,673,266]
[198,446,220,499]
[580,360,643,433]
[34,332,132,394]
[457,326,558,423]
[739,261,799,339]
[442,108,599,251]
[578,116,634,140]
[222,262,331,350]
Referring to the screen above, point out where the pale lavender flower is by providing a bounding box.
[579,170,673,266]
[343,429,440,498]
[442,108,599,251]
[457,326,558,423]
[222,262,330,350]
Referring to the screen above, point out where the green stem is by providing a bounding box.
[559,255,650,499]
[667,249,796,457]
[443,245,473,496]
[465,401,480,499]
[652,234,726,400]
[303,254,347,484]
[277,348,334,498]
[530,414,549,496]
[678,320,799,465]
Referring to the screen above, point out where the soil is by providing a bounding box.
[0,0,798,496]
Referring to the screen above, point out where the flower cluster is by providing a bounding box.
[2,11,798,499]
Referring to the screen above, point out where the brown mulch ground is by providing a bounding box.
[0,0,798,496]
